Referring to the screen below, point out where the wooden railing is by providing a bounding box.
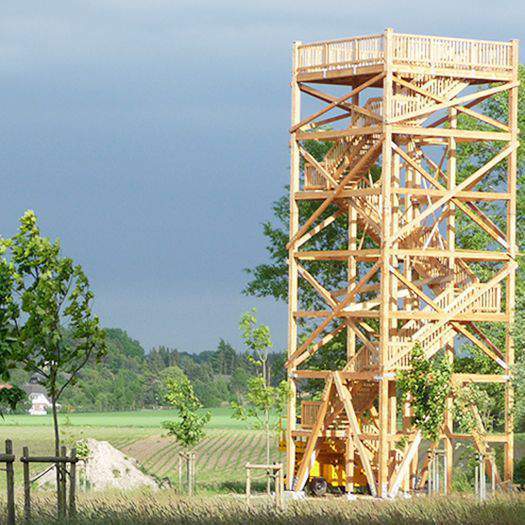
[301,401,321,428]
[304,164,327,190]
[348,344,379,372]
[390,282,502,369]
[297,34,384,73]
[393,33,513,72]
[297,32,513,74]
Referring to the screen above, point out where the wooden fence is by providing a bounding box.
[0,440,78,524]
[245,463,284,509]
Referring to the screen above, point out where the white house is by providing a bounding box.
[28,392,53,416]
[23,376,55,416]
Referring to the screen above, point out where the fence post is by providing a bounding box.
[61,446,68,516]
[23,446,31,523]
[279,463,284,509]
[69,448,77,517]
[5,440,15,525]
[56,456,61,518]
[186,453,192,496]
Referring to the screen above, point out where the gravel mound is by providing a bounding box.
[37,438,158,491]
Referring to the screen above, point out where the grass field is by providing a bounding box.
[8,492,525,524]
[0,408,282,493]
[0,409,523,495]
[0,407,263,429]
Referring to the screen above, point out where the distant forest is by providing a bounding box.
[11,328,285,412]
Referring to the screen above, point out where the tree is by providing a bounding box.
[162,375,210,494]
[232,309,288,483]
[397,344,452,441]
[0,211,106,455]
[210,339,238,375]
[0,385,26,416]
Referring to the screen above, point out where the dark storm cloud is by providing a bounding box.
[0,0,523,351]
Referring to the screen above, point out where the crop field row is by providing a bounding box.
[0,410,522,494]
[124,429,283,490]
[0,409,284,491]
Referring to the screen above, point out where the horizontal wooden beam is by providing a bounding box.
[295,249,380,261]
[297,126,382,141]
[295,248,512,261]
[392,188,510,202]
[452,373,510,383]
[296,188,510,202]
[391,125,511,142]
[292,370,378,381]
[392,249,511,261]
[449,433,508,443]
[295,187,381,201]
[392,312,506,322]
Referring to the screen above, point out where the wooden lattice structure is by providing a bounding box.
[286,29,519,497]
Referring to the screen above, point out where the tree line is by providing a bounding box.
[11,329,285,413]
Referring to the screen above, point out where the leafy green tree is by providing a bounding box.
[230,366,251,400]
[162,375,210,494]
[147,345,180,372]
[0,385,26,415]
[0,211,106,454]
[397,344,452,441]
[210,339,238,375]
[232,309,288,469]
[162,375,210,449]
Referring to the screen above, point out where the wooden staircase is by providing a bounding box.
[304,75,467,192]
[390,280,501,369]
[300,381,378,432]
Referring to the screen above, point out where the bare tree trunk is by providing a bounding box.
[52,396,60,456]
[52,394,64,517]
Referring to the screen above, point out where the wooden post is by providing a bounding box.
[186,453,192,496]
[504,38,519,485]
[5,440,15,525]
[56,462,61,517]
[345,432,354,494]
[69,448,77,517]
[60,446,68,516]
[279,465,285,508]
[444,105,457,494]
[246,464,251,505]
[23,446,31,523]
[378,27,394,498]
[286,39,302,490]
[192,453,196,495]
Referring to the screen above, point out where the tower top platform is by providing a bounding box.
[296,29,516,84]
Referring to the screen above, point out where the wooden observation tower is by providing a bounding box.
[286,29,519,497]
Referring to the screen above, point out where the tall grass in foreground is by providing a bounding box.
[6,492,525,525]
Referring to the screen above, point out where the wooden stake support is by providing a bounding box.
[245,463,284,509]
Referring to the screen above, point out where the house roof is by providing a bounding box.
[22,382,47,395]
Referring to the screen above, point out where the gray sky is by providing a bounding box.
[1,1,523,353]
